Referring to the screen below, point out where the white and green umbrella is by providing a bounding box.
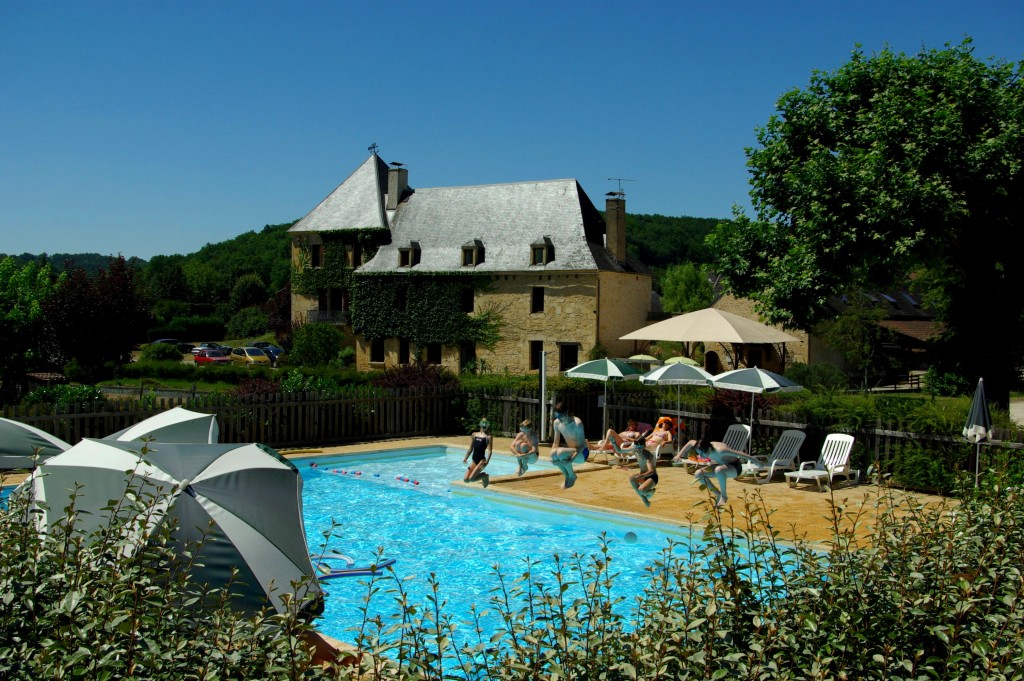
[709,367,802,446]
[564,359,643,434]
[105,406,219,444]
[664,356,700,366]
[25,439,322,616]
[641,363,714,417]
[0,417,71,469]
[963,377,993,487]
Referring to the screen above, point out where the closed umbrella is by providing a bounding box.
[105,406,219,444]
[24,439,322,616]
[0,417,71,469]
[564,359,642,434]
[963,378,993,487]
[710,367,802,448]
[641,363,714,419]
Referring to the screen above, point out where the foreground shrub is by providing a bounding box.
[0,471,333,678]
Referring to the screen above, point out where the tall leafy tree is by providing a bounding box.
[0,257,59,401]
[41,256,148,381]
[661,262,715,314]
[708,39,1024,407]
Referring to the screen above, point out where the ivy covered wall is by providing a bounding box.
[350,274,501,347]
[291,230,387,297]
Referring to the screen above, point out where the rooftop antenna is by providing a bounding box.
[607,177,636,197]
[368,142,379,154]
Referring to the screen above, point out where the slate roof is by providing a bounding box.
[289,155,390,233]
[290,154,647,275]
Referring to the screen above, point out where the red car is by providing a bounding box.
[194,348,231,365]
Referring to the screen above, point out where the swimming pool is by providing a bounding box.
[299,446,710,650]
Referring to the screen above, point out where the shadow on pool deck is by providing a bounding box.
[286,436,953,546]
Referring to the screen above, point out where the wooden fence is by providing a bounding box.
[2,387,464,449]
[6,387,1024,493]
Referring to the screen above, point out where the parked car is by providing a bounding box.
[194,348,231,365]
[192,342,231,356]
[252,341,284,363]
[153,338,195,354]
[230,346,271,367]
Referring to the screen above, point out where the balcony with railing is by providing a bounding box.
[306,310,350,325]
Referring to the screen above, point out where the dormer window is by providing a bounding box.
[462,239,485,267]
[531,236,555,265]
[399,241,421,268]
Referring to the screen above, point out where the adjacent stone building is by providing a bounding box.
[289,152,653,374]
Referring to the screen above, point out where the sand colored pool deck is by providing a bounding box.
[284,436,954,546]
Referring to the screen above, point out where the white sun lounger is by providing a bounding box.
[785,434,858,490]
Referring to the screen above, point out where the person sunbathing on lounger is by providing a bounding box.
[595,419,645,454]
[644,418,673,451]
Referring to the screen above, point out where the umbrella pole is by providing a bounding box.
[749,393,755,453]
[603,383,609,437]
[976,441,981,488]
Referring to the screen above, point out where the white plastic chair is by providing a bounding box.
[739,429,805,484]
[785,434,858,490]
[721,424,751,454]
[677,424,751,473]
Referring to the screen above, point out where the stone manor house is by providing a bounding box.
[289,152,653,374]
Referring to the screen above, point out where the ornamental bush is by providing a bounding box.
[289,323,345,367]
[0,468,334,678]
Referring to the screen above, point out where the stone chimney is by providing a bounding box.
[605,196,626,261]
[387,166,409,210]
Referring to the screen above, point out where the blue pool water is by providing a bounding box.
[299,446,708,648]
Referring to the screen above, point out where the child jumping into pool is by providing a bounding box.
[463,418,493,488]
[689,426,759,507]
[550,402,587,490]
[629,448,659,507]
[510,418,539,476]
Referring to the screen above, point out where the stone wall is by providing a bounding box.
[597,271,653,358]
[710,295,810,371]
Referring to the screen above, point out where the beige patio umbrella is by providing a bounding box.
[622,308,799,344]
[621,308,799,368]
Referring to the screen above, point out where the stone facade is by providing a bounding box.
[707,296,809,372]
[349,270,653,375]
[710,295,843,372]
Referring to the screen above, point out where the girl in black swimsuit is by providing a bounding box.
[630,449,660,507]
[463,418,493,488]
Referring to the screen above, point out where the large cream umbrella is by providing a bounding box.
[621,308,799,368]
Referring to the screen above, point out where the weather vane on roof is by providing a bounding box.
[607,177,636,197]
[368,143,379,154]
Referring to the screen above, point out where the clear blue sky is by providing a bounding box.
[1,1,1021,261]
